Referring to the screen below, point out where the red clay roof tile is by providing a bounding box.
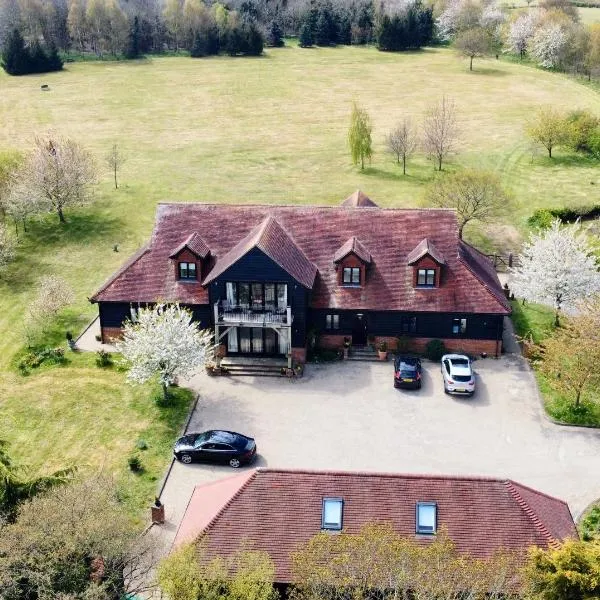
[169,232,211,259]
[341,190,379,208]
[407,238,446,266]
[333,236,372,264]
[91,202,509,315]
[173,469,577,584]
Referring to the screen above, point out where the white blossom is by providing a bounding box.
[0,223,16,271]
[506,11,537,57]
[116,304,214,397]
[510,220,600,314]
[480,2,505,30]
[529,23,567,68]
[436,0,464,41]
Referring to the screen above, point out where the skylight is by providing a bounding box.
[416,502,437,534]
[322,498,343,531]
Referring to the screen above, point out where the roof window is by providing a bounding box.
[322,498,343,531]
[416,502,437,534]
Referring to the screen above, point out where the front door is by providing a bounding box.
[352,314,367,345]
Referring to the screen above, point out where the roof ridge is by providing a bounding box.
[505,481,558,548]
[458,242,511,313]
[254,467,508,483]
[90,244,150,302]
[156,201,457,213]
[508,479,572,509]
[197,470,258,541]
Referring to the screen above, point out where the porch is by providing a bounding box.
[220,355,288,377]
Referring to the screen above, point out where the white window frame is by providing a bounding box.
[416,502,437,534]
[322,497,343,531]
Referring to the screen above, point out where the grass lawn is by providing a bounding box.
[2,45,600,513]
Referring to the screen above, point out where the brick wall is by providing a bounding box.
[101,326,123,344]
[319,333,500,357]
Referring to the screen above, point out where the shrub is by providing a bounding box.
[18,347,66,373]
[128,454,143,473]
[528,205,600,228]
[565,110,600,154]
[581,505,600,541]
[425,339,446,361]
[136,438,148,451]
[378,340,387,352]
[95,349,113,368]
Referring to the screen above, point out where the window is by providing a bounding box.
[416,502,437,534]
[225,282,287,310]
[326,314,340,330]
[342,267,361,285]
[452,318,467,335]
[322,498,343,530]
[129,304,139,323]
[178,262,197,280]
[417,269,436,287]
[401,316,417,334]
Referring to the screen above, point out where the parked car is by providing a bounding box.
[174,430,257,468]
[394,356,422,389]
[441,354,475,395]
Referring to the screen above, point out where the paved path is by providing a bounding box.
[155,353,600,555]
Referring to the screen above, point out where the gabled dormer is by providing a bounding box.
[169,232,210,282]
[407,238,445,288]
[334,236,372,287]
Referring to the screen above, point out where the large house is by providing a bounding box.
[91,192,511,363]
[173,468,577,585]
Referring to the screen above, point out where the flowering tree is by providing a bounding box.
[511,220,600,325]
[506,12,537,58]
[117,304,214,401]
[529,23,567,68]
[0,223,16,273]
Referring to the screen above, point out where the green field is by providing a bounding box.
[2,45,600,511]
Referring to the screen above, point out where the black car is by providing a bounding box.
[174,430,257,468]
[394,356,422,389]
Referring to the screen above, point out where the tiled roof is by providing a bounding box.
[203,216,317,289]
[333,236,372,264]
[341,190,378,208]
[169,232,211,259]
[91,202,509,315]
[407,237,446,265]
[173,469,577,584]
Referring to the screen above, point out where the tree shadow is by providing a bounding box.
[537,154,600,169]
[362,166,433,184]
[470,65,510,76]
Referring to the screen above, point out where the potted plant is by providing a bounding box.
[377,340,388,361]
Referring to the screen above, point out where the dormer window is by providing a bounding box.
[416,502,437,534]
[343,267,361,286]
[322,498,343,530]
[178,262,197,280]
[417,269,436,287]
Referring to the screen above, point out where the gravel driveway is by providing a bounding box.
[156,353,600,552]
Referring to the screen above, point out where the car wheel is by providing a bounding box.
[229,458,241,468]
[443,385,449,395]
[180,454,192,464]
[417,381,422,389]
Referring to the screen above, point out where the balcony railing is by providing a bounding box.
[214,300,292,326]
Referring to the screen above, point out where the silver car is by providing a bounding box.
[441,354,475,396]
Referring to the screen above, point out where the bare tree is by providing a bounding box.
[422,96,459,171]
[21,135,96,224]
[106,143,126,189]
[425,169,510,239]
[454,27,491,70]
[0,222,16,274]
[386,118,417,175]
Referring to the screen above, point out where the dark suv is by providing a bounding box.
[394,356,422,390]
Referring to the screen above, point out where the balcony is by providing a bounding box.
[214,300,292,327]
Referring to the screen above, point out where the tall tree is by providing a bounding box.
[386,117,417,174]
[347,102,372,170]
[454,26,490,70]
[67,0,88,51]
[529,22,568,69]
[116,303,214,402]
[537,299,600,407]
[19,135,96,224]
[524,539,600,600]
[0,439,74,520]
[0,477,156,600]
[506,11,537,59]
[1,28,31,74]
[511,219,600,325]
[425,169,509,239]
[125,15,142,58]
[526,107,569,158]
[422,96,459,171]
[163,0,183,49]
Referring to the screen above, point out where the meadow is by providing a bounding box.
[1,44,600,512]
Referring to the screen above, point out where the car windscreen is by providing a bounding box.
[193,432,210,447]
[453,375,472,382]
[400,365,417,376]
[451,359,469,367]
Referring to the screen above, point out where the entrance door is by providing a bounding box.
[251,328,263,353]
[352,314,367,345]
